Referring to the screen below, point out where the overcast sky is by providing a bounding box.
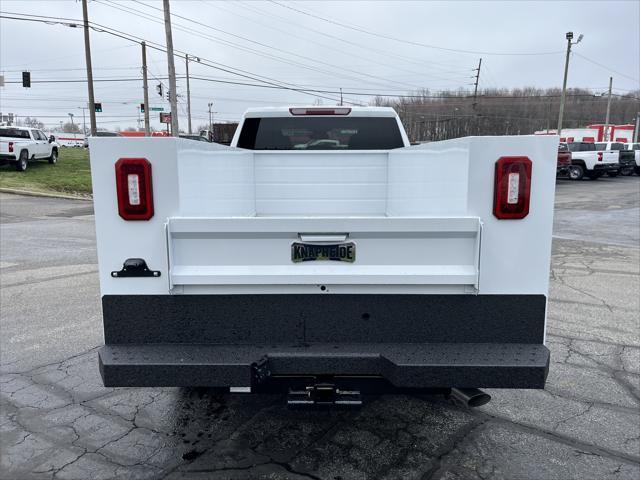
[1,0,638,132]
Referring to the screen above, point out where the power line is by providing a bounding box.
[3,73,638,101]
[0,12,355,105]
[573,53,640,83]
[268,1,564,56]
[235,0,474,74]
[209,0,474,83]
[99,0,425,93]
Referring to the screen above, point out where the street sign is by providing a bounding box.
[160,112,171,124]
[151,107,164,112]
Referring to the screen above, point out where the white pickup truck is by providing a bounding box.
[90,106,557,407]
[0,126,59,171]
[622,142,640,175]
[595,141,636,176]
[566,141,620,180]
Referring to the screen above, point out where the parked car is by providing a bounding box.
[567,141,619,180]
[595,142,635,176]
[90,106,558,408]
[557,142,572,176]
[622,142,640,175]
[0,126,59,171]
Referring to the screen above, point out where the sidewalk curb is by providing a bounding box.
[0,188,92,201]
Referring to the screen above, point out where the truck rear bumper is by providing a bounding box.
[99,342,549,389]
[593,163,619,172]
[99,293,549,390]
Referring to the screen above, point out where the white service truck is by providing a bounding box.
[0,126,59,171]
[90,106,557,407]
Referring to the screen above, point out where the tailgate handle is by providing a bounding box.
[298,233,348,243]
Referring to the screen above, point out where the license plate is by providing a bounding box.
[291,242,356,263]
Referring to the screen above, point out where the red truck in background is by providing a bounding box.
[557,142,572,176]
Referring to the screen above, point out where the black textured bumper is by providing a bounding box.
[99,342,550,389]
[594,163,619,172]
[100,294,549,390]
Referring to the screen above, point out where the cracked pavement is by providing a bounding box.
[1,177,640,480]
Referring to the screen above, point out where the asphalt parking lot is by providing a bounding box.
[1,176,639,480]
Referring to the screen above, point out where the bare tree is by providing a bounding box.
[374,87,640,142]
[23,117,45,129]
[62,122,81,133]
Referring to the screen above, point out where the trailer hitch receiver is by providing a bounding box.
[288,383,362,408]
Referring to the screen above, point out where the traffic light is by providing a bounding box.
[94,103,102,113]
[166,90,171,101]
[22,71,31,88]
[156,84,163,97]
[140,103,145,113]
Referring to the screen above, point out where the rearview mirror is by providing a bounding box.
[49,135,55,143]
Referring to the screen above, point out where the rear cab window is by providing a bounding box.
[0,128,31,139]
[568,142,595,152]
[237,116,404,150]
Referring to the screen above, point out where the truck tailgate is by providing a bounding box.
[167,216,481,289]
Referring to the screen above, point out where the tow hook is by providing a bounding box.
[287,383,362,408]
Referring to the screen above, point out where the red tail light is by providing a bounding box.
[8,142,13,153]
[493,156,532,220]
[289,107,351,116]
[115,158,154,220]
[597,152,603,162]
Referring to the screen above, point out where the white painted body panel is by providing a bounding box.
[558,128,600,142]
[168,217,480,288]
[90,132,557,299]
[570,150,619,169]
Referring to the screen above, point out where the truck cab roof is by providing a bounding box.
[242,106,399,118]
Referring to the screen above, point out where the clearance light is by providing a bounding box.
[115,158,154,220]
[493,156,532,220]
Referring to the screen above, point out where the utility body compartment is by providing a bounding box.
[91,107,557,394]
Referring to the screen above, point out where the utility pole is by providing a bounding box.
[163,0,179,136]
[82,0,97,136]
[208,102,213,140]
[557,32,583,137]
[472,58,482,110]
[603,76,613,141]
[185,54,192,134]
[340,88,343,106]
[141,41,151,136]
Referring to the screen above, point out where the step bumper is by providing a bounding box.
[99,342,550,390]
